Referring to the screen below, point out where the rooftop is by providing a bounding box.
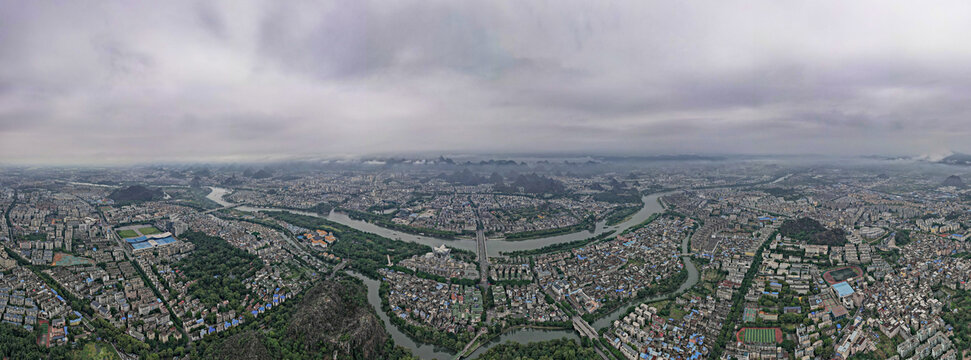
[833,281,854,298]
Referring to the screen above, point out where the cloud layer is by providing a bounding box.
[2,1,970,164]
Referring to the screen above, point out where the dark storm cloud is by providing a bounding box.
[2,0,971,164]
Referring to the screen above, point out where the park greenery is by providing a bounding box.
[592,178,643,204]
[175,231,262,310]
[0,323,53,359]
[620,212,667,235]
[604,205,641,226]
[952,251,971,259]
[779,217,847,246]
[592,188,641,204]
[0,321,146,360]
[366,201,399,213]
[759,187,806,201]
[942,289,971,352]
[342,208,462,239]
[263,211,429,279]
[74,342,121,360]
[14,232,48,242]
[894,229,912,246]
[307,201,334,214]
[447,246,478,263]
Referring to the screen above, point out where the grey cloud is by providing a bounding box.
[195,3,227,39]
[256,1,518,79]
[91,37,155,79]
[2,0,971,164]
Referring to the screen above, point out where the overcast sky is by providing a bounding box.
[2,1,970,164]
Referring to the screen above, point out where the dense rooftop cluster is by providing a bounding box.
[0,160,970,359]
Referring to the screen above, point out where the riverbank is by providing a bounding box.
[458,323,572,358]
[498,231,615,257]
[501,216,597,241]
[604,204,642,226]
[342,208,466,240]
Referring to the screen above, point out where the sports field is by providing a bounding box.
[116,229,138,238]
[138,226,161,235]
[737,327,782,344]
[823,266,862,284]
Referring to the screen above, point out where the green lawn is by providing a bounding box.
[743,328,778,344]
[116,229,138,239]
[138,226,161,235]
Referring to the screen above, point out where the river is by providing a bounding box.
[206,187,668,257]
[206,187,697,359]
[347,271,457,360]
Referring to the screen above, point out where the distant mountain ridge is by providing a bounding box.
[940,153,971,166]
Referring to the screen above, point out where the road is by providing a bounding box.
[572,316,609,360]
[458,328,488,358]
[476,229,489,291]
[572,316,599,339]
[329,260,348,279]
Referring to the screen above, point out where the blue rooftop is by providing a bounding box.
[833,281,854,297]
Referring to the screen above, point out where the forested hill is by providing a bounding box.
[204,276,414,360]
[285,277,391,358]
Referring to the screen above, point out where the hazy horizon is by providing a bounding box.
[3,1,971,164]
